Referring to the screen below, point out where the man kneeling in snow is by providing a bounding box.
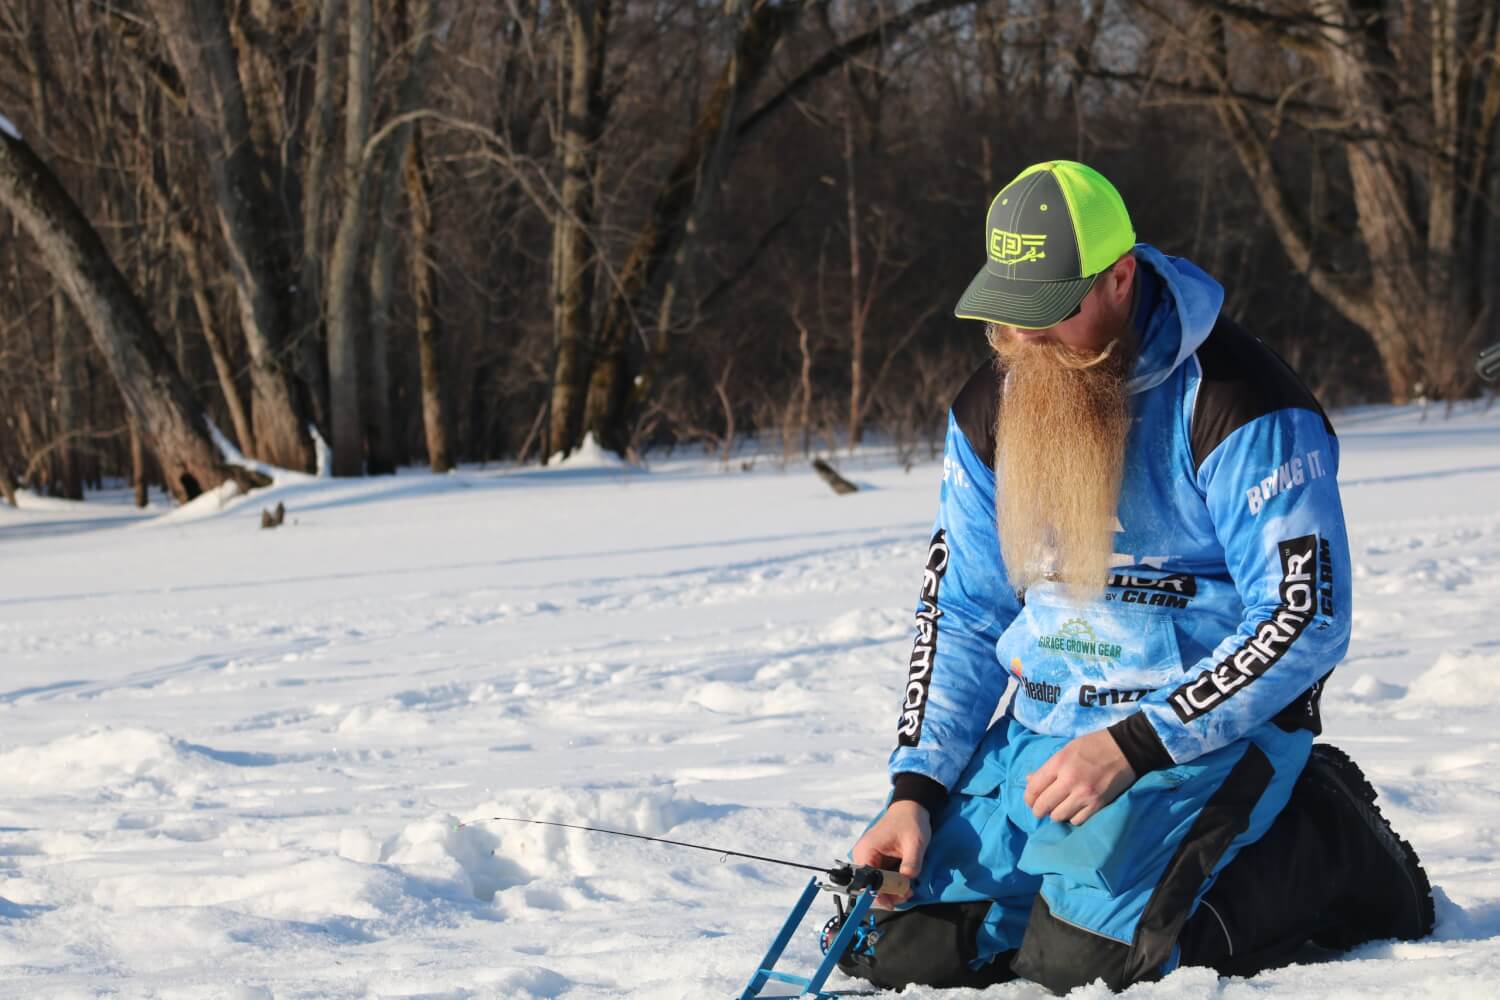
[841,161,1434,994]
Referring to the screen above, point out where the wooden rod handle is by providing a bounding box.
[877,870,912,898]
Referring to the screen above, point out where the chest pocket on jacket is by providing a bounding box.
[997,595,1184,727]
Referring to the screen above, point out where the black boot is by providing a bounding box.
[1299,744,1435,950]
[835,901,1017,991]
[1178,743,1434,977]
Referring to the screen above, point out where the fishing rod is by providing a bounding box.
[459,814,911,897]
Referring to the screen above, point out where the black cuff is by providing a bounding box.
[891,772,948,814]
[1107,712,1174,775]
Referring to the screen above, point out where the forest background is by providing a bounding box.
[0,0,1496,504]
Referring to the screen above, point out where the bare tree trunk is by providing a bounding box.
[0,129,231,501]
[23,0,84,500]
[298,0,345,435]
[583,0,801,454]
[405,126,452,473]
[843,85,863,452]
[148,0,314,471]
[582,0,980,455]
[713,359,735,465]
[130,417,147,507]
[0,432,17,505]
[363,0,440,474]
[173,226,255,455]
[50,293,84,498]
[548,0,610,460]
[23,0,81,500]
[129,113,259,459]
[1190,0,1496,401]
[794,300,813,455]
[366,179,400,475]
[325,0,375,476]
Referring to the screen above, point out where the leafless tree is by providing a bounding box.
[147,0,316,471]
[1,0,1492,506]
[0,129,233,501]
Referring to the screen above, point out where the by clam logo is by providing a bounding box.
[989,228,1047,266]
[1036,617,1123,662]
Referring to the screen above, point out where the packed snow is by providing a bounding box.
[1,400,1498,998]
[0,113,18,141]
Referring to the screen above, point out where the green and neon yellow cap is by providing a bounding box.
[953,160,1135,330]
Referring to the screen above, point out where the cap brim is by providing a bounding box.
[953,265,1098,330]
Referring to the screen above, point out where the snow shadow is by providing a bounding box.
[0,511,149,542]
[1341,462,1500,489]
[1433,886,1500,942]
[0,897,53,920]
[0,680,88,704]
[227,915,379,946]
[0,519,912,610]
[380,817,533,903]
[179,742,283,768]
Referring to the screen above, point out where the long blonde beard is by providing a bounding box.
[988,327,1132,603]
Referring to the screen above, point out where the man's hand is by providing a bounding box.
[851,799,930,908]
[1024,728,1136,826]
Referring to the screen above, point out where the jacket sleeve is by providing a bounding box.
[1109,405,1352,771]
[888,410,1023,800]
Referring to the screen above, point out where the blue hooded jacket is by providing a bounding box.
[890,245,1352,792]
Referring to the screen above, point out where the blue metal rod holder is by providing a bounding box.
[739,878,875,999]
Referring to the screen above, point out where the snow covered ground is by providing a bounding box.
[1,401,1498,999]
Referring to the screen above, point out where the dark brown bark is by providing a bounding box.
[842,79,863,452]
[50,294,84,499]
[297,0,345,435]
[735,0,988,143]
[548,0,611,460]
[1187,0,1497,400]
[24,1,83,500]
[147,0,314,471]
[365,177,400,476]
[583,0,986,455]
[583,0,801,455]
[812,458,858,495]
[326,0,376,476]
[0,129,228,502]
[172,220,255,456]
[364,0,439,475]
[795,301,813,455]
[405,127,452,473]
[130,418,147,508]
[0,437,17,505]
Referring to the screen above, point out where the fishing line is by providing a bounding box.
[458,815,829,874]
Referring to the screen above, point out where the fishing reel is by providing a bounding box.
[818,894,879,961]
[814,865,907,963]
[739,864,913,997]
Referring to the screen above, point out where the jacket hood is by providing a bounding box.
[1124,244,1224,396]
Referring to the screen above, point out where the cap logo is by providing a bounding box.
[988,227,1047,266]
